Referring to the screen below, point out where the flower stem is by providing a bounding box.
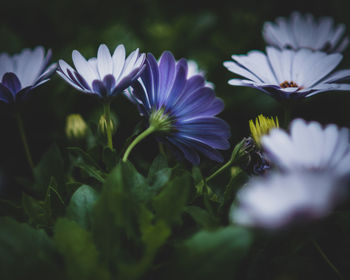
[122,126,156,162]
[15,111,34,175]
[283,104,293,128]
[103,102,113,150]
[196,140,244,193]
[312,239,344,280]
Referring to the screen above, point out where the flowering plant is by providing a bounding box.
[1,7,350,280]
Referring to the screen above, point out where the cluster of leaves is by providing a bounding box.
[0,125,253,280]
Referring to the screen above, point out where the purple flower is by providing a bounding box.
[223,47,350,100]
[263,11,349,53]
[0,46,56,104]
[231,170,346,229]
[57,44,145,100]
[130,51,230,165]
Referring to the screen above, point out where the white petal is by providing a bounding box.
[112,44,126,80]
[97,44,113,78]
[72,50,98,86]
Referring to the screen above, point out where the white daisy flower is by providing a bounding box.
[231,170,345,229]
[261,119,350,177]
[57,44,145,101]
[223,47,350,100]
[263,11,349,53]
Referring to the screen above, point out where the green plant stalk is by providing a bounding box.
[312,239,344,280]
[196,139,245,193]
[16,111,34,175]
[122,125,156,162]
[103,102,113,150]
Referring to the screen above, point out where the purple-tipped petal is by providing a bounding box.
[2,73,21,95]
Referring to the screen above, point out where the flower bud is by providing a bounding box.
[249,114,279,146]
[65,114,88,140]
[98,114,115,135]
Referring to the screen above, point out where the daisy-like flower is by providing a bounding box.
[0,46,56,104]
[57,44,145,100]
[263,11,349,53]
[123,51,230,165]
[223,47,350,100]
[231,170,346,229]
[261,119,350,177]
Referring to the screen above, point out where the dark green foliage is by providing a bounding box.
[0,217,63,280]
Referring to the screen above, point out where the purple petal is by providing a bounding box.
[92,79,107,97]
[2,73,21,95]
[0,83,14,103]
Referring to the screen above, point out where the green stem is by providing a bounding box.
[122,126,156,162]
[312,239,344,280]
[283,104,293,128]
[103,102,113,150]
[15,111,34,175]
[196,140,244,192]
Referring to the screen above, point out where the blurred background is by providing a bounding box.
[1,0,350,279]
[1,0,350,169]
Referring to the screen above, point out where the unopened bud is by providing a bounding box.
[98,114,115,135]
[66,114,88,140]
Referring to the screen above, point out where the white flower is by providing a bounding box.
[57,44,145,100]
[231,170,345,229]
[187,60,214,89]
[262,119,350,177]
[263,11,349,53]
[0,46,56,103]
[223,47,350,101]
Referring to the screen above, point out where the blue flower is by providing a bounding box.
[223,47,350,100]
[263,11,349,53]
[130,51,230,165]
[57,44,146,100]
[0,46,56,104]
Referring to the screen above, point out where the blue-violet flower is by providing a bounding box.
[130,51,230,165]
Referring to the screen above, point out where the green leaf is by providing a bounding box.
[153,173,191,225]
[54,218,110,280]
[118,207,171,280]
[66,185,99,229]
[92,163,142,263]
[22,193,51,228]
[102,147,118,171]
[169,226,252,280]
[148,154,168,177]
[75,160,107,183]
[0,217,63,280]
[184,205,218,229]
[33,144,65,195]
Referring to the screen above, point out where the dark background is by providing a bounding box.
[1,0,350,172]
[1,1,350,279]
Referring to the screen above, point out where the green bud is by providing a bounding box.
[98,114,115,135]
[66,114,88,140]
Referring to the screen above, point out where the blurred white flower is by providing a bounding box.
[262,119,350,177]
[263,11,349,53]
[231,170,346,229]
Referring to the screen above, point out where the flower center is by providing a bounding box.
[149,108,173,132]
[279,80,300,88]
